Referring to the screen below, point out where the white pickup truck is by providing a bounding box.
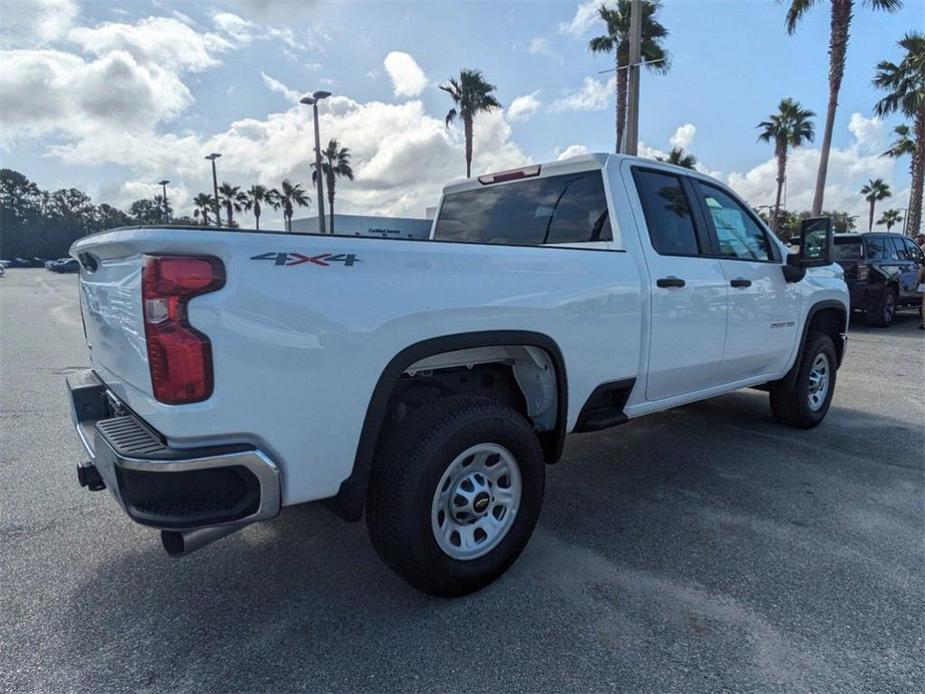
[68,153,848,596]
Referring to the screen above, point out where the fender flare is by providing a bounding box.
[782,299,848,388]
[327,330,568,522]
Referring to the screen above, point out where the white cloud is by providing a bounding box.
[527,37,551,55]
[559,0,614,37]
[261,71,301,103]
[847,113,886,153]
[305,62,322,71]
[727,114,899,224]
[0,0,78,48]
[670,123,696,150]
[556,144,589,161]
[507,92,541,122]
[550,76,615,112]
[383,51,428,98]
[69,17,231,72]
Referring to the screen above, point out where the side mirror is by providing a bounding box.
[782,216,834,283]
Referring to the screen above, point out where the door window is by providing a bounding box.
[887,237,905,260]
[697,183,773,261]
[903,237,925,262]
[865,237,887,259]
[633,170,701,256]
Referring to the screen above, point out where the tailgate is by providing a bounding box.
[74,249,151,397]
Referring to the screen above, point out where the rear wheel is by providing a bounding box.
[769,332,837,429]
[866,285,897,327]
[366,395,544,597]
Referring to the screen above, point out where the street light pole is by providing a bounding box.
[300,91,331,234]
[157,179,170,223]
[624,0,642,156]
[205,153,222,226]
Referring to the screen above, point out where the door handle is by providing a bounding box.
[730,278,752,288]
[656,276,686,288]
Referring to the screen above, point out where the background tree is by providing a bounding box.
[757,97,816,232]
[218,183,247,227]
[874,31,924,235]
[656,146,697,169]
[244,185,277,231]
[311,139,354,234]
[128,199,163,225]
[860,178,892,231]
[589,0,669,153]
[877,208,903,231]
[152,194,173,223]
[784,0,902,216]
[192,193,215,225]
[440,69,501,178]
[274,180,310,231]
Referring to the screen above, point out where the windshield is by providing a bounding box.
[833,238,863,260]
[433,171,611,246]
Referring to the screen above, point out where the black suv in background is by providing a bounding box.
[834,233,924,326]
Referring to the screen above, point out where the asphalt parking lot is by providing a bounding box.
[1,268,923,693]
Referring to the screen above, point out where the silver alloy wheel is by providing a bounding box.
[431,443,522,561]
[807,352,830,412]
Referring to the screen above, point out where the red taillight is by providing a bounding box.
[142,255,225,404]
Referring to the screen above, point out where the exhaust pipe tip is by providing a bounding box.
[160,523,243,558]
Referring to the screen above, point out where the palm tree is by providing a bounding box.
[440,69,501,178]
[860,178,892,232]
[311,139,354,234]
[656,146,697,169]
[874,31,924,235]
[784,0,902,216]
[217,183,247,227]
[877,208,903,231]
[757,98,816,232]
[244,184,277,231]
[192,193,214,225]
[589,1,669,153]
[274,179,310,232]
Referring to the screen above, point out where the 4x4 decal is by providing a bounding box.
[251,252,360,267]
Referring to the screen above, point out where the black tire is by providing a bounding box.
[865,285,897,327]
[769,332,837,429]
[366,395,545,597]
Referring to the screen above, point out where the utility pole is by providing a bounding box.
[158,179,170,223]
[624,0,642,156]
[300,91,331,234]
[205,153,222,226]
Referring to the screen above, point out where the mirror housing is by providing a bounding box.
[782,216,834,283]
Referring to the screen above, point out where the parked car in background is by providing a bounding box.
[834,232,925,326]
[0,259,11,268]
[10,257,45,268]
[47,258,80,273]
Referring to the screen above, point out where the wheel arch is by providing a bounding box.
[327,330,568,522]
[797,300,848,371]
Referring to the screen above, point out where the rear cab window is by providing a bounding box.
[632,169,701,256]
[432,171,612,246]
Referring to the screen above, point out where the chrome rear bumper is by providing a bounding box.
[68,369,280,531]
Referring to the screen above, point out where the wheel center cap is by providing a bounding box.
[473,492,491,513]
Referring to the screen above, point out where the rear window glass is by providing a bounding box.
[833,238,862,260]
[432,171,612,246]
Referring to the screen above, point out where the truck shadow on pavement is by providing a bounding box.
[57,388,923,692]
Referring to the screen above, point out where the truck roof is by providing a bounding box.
[441,152,613,196]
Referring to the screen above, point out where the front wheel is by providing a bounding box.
[768,332,837,429]
[366,395,545,597]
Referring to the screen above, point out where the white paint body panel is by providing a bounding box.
[70,153,848,508]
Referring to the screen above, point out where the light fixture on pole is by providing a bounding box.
[300,90,332,234]
[157,179,170,223]
[204,153,222,226]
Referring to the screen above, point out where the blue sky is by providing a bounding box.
[1,0,921,229]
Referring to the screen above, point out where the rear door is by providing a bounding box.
[631,167,729,401]
[889,236,921,301]
[691,181,800,382]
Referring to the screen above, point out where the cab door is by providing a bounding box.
[691,181,800,382]
[630,167,729,401]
